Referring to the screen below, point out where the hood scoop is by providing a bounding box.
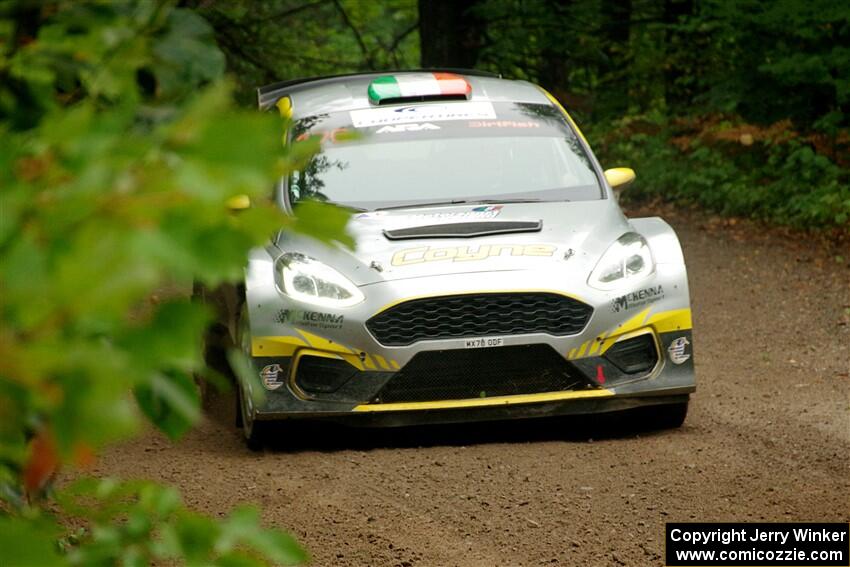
[383,220,542,240]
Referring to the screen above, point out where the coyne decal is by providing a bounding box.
[276,309,344,329]
[611,285,664,313]
[260,364,284,390]
[391,243,557,266]
[667,337,691,364]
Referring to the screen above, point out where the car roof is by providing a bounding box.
[257,69,553,119]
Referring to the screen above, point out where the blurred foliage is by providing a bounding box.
[0,1,349,564]
[0,0,846,563]
[589,113,850,227]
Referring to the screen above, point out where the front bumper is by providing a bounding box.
[244,326,695,425]
[242,259,696,425]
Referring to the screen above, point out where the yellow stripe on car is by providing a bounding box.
[353,388,615,412]
[373,354,391,370]
[568,307,693,360]
[254,331,400,373]
[539,88,588,145]
[647,308,692,334]
[251,336,307,357]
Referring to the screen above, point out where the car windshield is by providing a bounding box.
[288,101,602,210]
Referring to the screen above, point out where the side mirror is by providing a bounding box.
[226,194,251,211]
[604,167,636,191]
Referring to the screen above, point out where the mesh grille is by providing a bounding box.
[366,293,592,346]
[374,344,591,403]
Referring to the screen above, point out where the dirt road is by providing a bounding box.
[93,206,850,566]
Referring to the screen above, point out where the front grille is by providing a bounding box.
[366,292,592,346]
[374,344,591,403]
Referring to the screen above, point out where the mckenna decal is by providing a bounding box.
[391,243,557,266]
[276,309,344,329]
[260,364,284,390]
[611,285,664,313]
[376,122,440,133]
[667,337,691,364]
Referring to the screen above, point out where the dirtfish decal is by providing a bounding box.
[667,336,691,364]
[611,285,664,313]
[276,309,344,329]
[391,243,557,266]
[260,364,284,390]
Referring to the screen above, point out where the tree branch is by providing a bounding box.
[331,0,374,68]
[222,0,331,28]
[386,19,419,55]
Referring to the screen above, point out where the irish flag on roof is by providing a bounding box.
[368,73,472,104]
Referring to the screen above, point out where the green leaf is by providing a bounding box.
[134,370,201,441]
[0,517,66,567]
[290,200,354,248]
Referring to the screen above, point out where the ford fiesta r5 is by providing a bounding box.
[199,70,696,449]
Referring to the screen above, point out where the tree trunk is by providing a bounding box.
[418,0,483,68]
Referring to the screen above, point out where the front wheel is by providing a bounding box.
[237,382,269,451]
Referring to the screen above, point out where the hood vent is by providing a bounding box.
[383,220,542,240]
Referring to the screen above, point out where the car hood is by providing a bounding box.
[276,201,631,286]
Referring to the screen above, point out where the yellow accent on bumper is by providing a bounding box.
[252,336,307,357]
[253,332,399,372]
[352,388,614,412]
[647,308,692,334]
[567,307,692,360]
[296,329,352,353]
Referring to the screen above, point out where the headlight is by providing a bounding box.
[588,233,655,290]
[277,253,364,307]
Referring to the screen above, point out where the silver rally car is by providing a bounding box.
[207,70,695,447]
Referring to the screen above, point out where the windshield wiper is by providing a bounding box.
[372,197,556,212]
[374,200,468,211]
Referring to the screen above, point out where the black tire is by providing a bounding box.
[649,401,689,430]
[193,282,241,381]
[232,293,271,450]
[237,381,269,451]
[234,384,243,428]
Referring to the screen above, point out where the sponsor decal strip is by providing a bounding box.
[350,101,496,128]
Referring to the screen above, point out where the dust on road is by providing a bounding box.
[90,206,850,566]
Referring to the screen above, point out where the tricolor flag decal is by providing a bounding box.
[368,73,472,104]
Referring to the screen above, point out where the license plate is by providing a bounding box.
[464,337,505,348]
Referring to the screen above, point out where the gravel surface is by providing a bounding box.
[90,206,850,566]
